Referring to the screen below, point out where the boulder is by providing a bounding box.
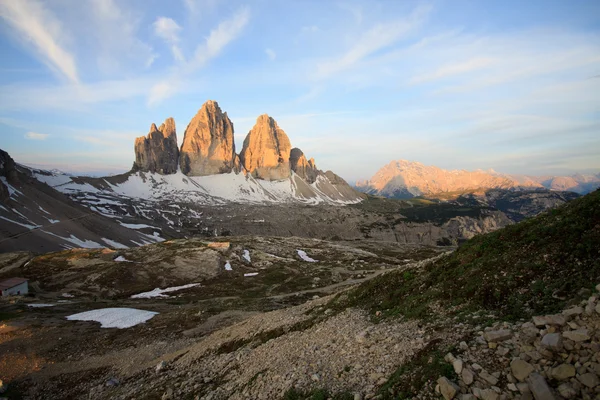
[551,364,575,381]
[239,114,292,180]
[179,100,237,176]
[562,329,590,342]
[577,372,599,388]
[540,333,562,350]
[511,359,535,382]
[527,373,555,400]
[484,329,512,342]
[437,377,459,400]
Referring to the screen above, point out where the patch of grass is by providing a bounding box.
[340,189,600,321]
[283,388,354,400]
[0,311,19,321]
[377,339,456,399]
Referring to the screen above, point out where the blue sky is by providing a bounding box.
[0,0,599,182]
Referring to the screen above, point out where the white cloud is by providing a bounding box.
[154,17,185,62]
[148,7,250,105]
[315,4,431,78]
[24,131,49,140]
[0,0,78,83]
[192,7,250,68]
[265,48,276,61]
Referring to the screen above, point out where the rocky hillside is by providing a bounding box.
[0,149,164,253]
[356,159,599,198]
[0,191,598,399]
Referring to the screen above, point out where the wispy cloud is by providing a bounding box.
[24,131,49,140]
[148,6,250,105]
[265,48,276,61]
[410,57,496,84]
[0,0,78,83]
[154,17,184,62]
[315,4,431,79]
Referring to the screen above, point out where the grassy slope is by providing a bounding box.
[341,189,600,321]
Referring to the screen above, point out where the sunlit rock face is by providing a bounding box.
[239,114,292,181]
[290,148,318,184]
[179,100,238,176]
[134,118,179,174]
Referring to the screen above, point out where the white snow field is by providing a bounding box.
[297,250,318,262]
[66,308,159,328]
[130,283,201,299]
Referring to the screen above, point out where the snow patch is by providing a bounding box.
[114,256,131,262]
[40,231,103,248]
[66,308,159,329]
[242,250,251,263]
[27,303,55,308]
[244,272,258,277]
[120,222,157,229]
[297,250,318,262]
[130,283,201,299]
[62,293,74,298]
[0,216,39,229]
[224,261,232,271]
[102,238,129,249]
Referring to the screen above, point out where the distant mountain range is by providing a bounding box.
[356,160,600,198]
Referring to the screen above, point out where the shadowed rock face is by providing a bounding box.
[134,118,179,174]
[290,148,318,184]
[0,148,17,202]
[240,114,292,181]
[179,100,237,176]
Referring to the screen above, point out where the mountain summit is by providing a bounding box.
[357,159,600,198]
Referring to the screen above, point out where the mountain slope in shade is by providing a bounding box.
[0,149,165,253]
[357,159,599,198]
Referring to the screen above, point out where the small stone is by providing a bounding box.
[595,303,600,315]
[563,329,590,342]
[472,363,482,371]
[496,346,510,357]
[355,331,369,344]
[533,314,567,327]
[311,373,320,382]
[540,333,562,350]
[562,307,583,317]
[484,329,512,342]
[106,378,120,387]
[488,342,498,349]
[156,360,167,373]
[596,283,600,292]
[516,382,530,393]
[445,353,457,363]
[557,383,577,399]
[479,370,499,385]
[462,368,474,385]
[507,383,518,391]
[480,389,499,400]
[460,341,469,351]
[458,395,475,400]
[453,358,464,374]
[354,394,363,400]
[577,372,599,388]
[511,359,535,382]
[438,376,460,400]
[527,373,555,400]
[551,364,575,380]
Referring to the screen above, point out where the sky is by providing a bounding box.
[0,0,599,182]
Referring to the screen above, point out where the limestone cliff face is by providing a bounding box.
[179,100,237,176]
[0,148,16,202]
[134,118,179,174]
[239,114,292,181]
[290,148,318,184]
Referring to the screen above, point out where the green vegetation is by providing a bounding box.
[340,189,600,321]
[377,340,457,399]
[283,388,354,400]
